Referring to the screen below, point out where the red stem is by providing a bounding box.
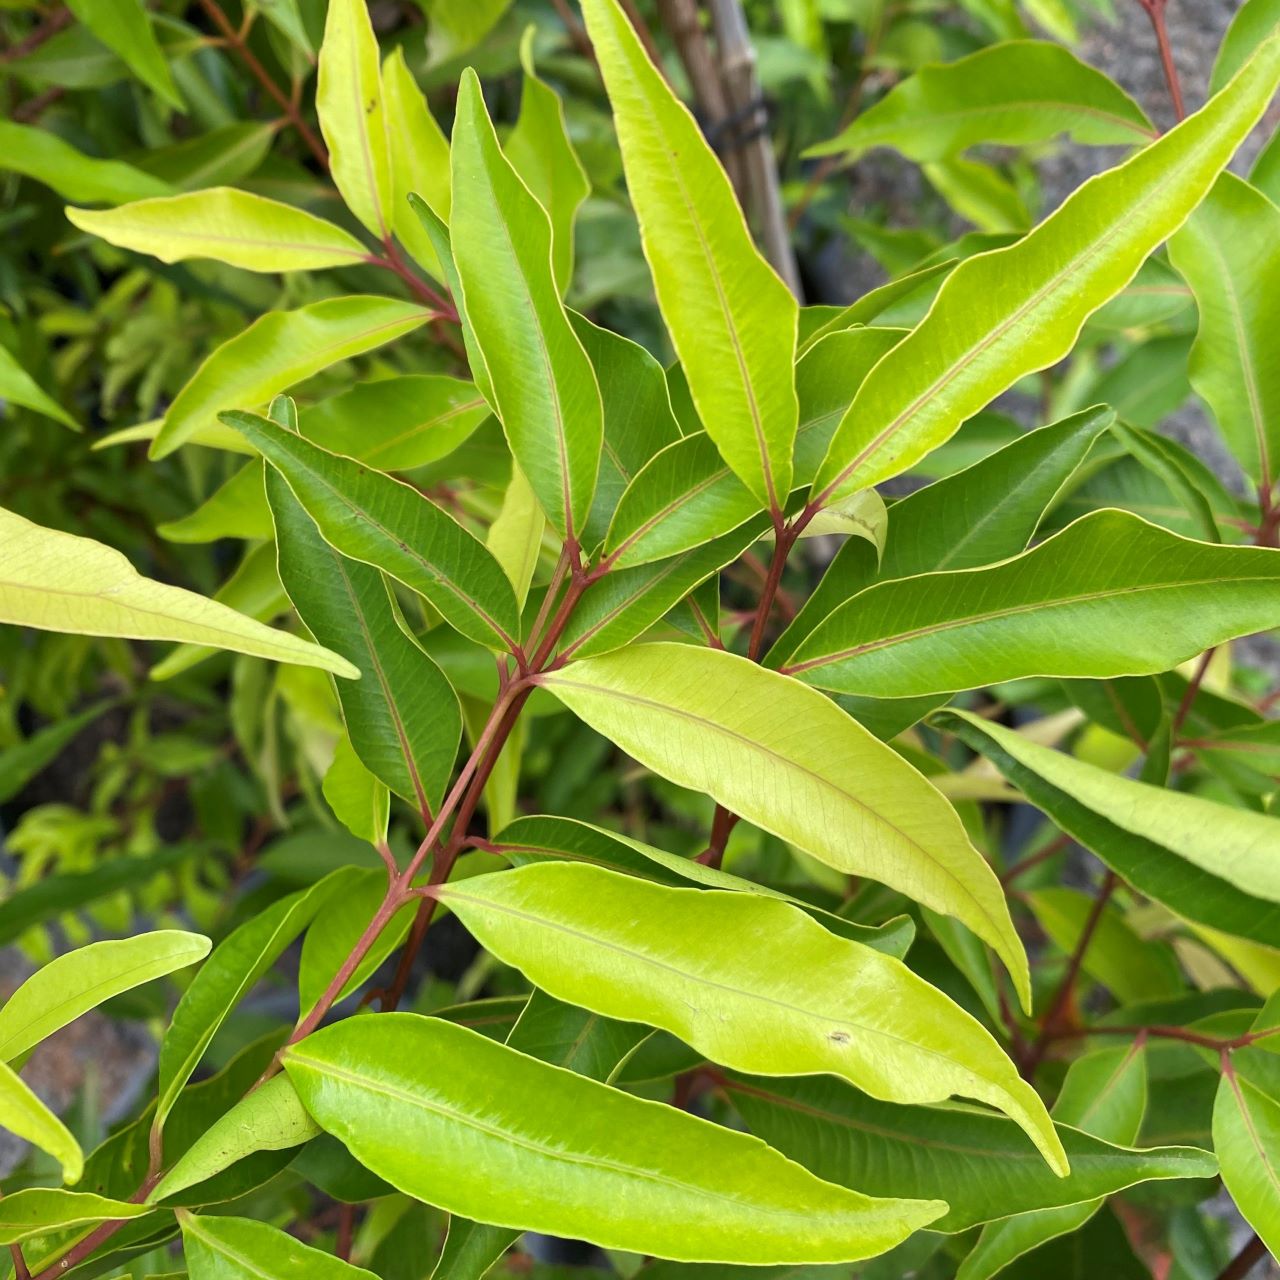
[1216,1233,1266,1280]
[1136,0,1185,122]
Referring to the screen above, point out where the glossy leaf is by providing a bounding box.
[809,41,1154,161]
[152,296,431,458]
[0,121,170,203]
[65,0,180,106]
[323,735,390,844]
[0,1059,82,1182]
[180,1211,378,1280]
[316,0,391,235]
[488,465,545,609]
[268,471,461,812]
[787,511,1280,697]
[227,409,519,651]
[937,712,1280,948]
[0,505,354,676]
[538,643,1031,1007]
[581,0,798,508]
[0,931,210,1063]
[1168,172,1280,489]
[0,1190,147,1244]
[727,1069,1212,1233]
[1215,1035,1280,1257]
[811,35,1280,506]
[440,862,1063,1167]
[450,71,602,538]
[283,1013,946,1263]
[67,188,369,271]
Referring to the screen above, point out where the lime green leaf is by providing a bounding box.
[1211,0,1280,92]
[0,343,77,429]
[267,470,461,812]
[65,0,181,106]
[0,1059,82,1183]
[0,931,210,1063]
[381,47,451,277]
[787,511,1280,697]
[227,410,519,651]
[811,34,1280,506]
[728,1063,1210,1234]
[936,711,1280,949]
[507,28,591,294]
[450,71,602,539]
[323,734,390,844]
[0,1190,147,1244]
[440,862,1063,1168]
[581,0,798,508]
[66,188,369,272]
[316,0,391,235]
[151,1076,320,1203]
[1214,1056,1280,1258]
[180,1211,378,1280]
[487,464,545,609]
[797,261,955,355]
[0,505,354,676]
[284,1013,946,1263]
[152,296,431,459]
[0,121,170,203]
[494,813,914,957]
[158,461,272,545]
[140,121,277,191]
[808,41,1154,161]
[300,374,489,472]
[537,643,1031,1008]
[1168,172,1280,489]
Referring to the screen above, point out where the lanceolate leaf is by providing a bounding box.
[811,35,1280,506]
[450,71,602,539]
[268,472,461,813]
[0,506,355,676]
[316,0,391,236]
[580,0,798,509]
[808,41,1154,162]
[64,0,180,106]
[537,644,1031,1008]
[439,862,1064,1168]
[726,1071,1212,1233]
[937,712,1280,948]
[787,511,1280,697]
[0,1190,148,1244]
[0,1059,82,1183]
[66,188,369,272]
[0,120,171,203]
[180,1211,378,1280]
[0,931,210,1063]
[283,1013,946,1263]
[1168,172,1280,489]
[227,410,520,652]
[0,343,77,429]
[152,296,431,458]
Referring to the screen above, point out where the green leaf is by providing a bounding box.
[507,28,591,294]
[155,869,359,1134]
[1214,1056,1280,1258]
[1168,172,1280,489]
[808,40,1154,161]
[786,511,1280,697]
[0,342,77,429]
[180,1211,378,1280]
[316,0,392,236]
[449,70,602,539]
[0,121,170,203]
[494,813,914,957]
[0,1190,148,1245]
[797,261,956,355]
[66,188,369,272]
[0,505,354,676]
[0,931,210,1063]
[537,643,1031,1008]
[140,121,277,191]
[581,0,798,509]
[268,470,461,812]
[0,1059,82,1182]
[65,0,181,106]
[810,34,1280,506]
[0,699,116,805]
[300,374,489,471]
[152,296,431,458]
[151,1076,321,1203]
[323,734,390,843]
[727,1069,1212,1233]
[1211,0,1280,92]
[226,410,519,651]
[936,711,1280,949]
[283,1012,946,1263]
[440,861,1062,1167]
[958,1044,1149,1280]
[488,464,545,610]
[381,47,451,278]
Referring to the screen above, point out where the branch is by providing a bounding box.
[1216,1234,1267,1280]
[1135,0,1186,123]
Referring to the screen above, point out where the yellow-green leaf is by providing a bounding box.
[0,1059,82,1183]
